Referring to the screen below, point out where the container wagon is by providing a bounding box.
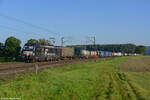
[61,47,74,59]
[99,51,105,57]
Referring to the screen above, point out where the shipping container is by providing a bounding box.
[61,47,74,57]
[108,52,112,57]
[104,51,111,57]
[99,51,105,57]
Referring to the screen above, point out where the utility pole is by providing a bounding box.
[61,37,64,47]
[81,40,87,50]
[93,36,96,51]
[85,40,89,50]
[87,36,96,50]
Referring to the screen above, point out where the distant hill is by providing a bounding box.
[146,46,150,54]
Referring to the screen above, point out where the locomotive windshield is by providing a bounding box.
[23,46,34,51]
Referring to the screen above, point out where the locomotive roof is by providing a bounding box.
[25,43,54,47]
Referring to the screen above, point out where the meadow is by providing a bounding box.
[0,56,150,100]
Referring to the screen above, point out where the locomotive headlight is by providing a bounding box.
[23,51,34,56]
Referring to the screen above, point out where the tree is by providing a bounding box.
[5,36,21,59]
[0,42,4,57]
[68,43,139,54]
[27,39,38,44]
[27,38,52,45]
[69,43,137,53]
[135,45,146,54]
[38,38,51,45]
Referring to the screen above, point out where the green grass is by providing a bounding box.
[127,72,150,91]
[0,57,150,100]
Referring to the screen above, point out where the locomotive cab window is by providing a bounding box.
[23,46,34,51]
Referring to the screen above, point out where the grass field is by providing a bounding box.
[0,56,150,100]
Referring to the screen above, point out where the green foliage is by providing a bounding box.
[69,44,137,53]
[27,38,52,45]
[0,42,4,56]
[96,44,136,53]
[145,46,150,54]
[4,36,21,60]
[0,57,14,62]
[27,39,38,44]
[38,38,51,45]
[135,45,146,54]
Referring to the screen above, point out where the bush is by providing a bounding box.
[0,57,15,62]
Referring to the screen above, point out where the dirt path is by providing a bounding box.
[120,56,150,72]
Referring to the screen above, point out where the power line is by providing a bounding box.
[0,24,35,34]
[0,24,51,44]
[0,13,60,35]
[0,24,48,39]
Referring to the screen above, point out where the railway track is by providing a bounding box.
[0,58,98,79]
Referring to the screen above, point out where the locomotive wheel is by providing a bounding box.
[32,59,36,63]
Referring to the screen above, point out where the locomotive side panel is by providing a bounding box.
[35,47,46,61]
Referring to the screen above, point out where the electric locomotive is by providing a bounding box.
[22,43,61,62]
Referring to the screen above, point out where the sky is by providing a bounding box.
[0,0,150,46]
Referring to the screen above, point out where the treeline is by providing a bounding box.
[0,36,147,62]
[0,36,21,62]
[68,44,146,54]
[0,36,51,62]
[27,38,51,45]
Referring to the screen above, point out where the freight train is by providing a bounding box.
[22,43,74,62]
[22,43,137,62]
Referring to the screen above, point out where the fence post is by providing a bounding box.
[35,64,38,74]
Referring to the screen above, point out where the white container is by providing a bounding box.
[124,53,128,56]
[81,50,90,57]
[114,52,118,56]
[118,52,122,56]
